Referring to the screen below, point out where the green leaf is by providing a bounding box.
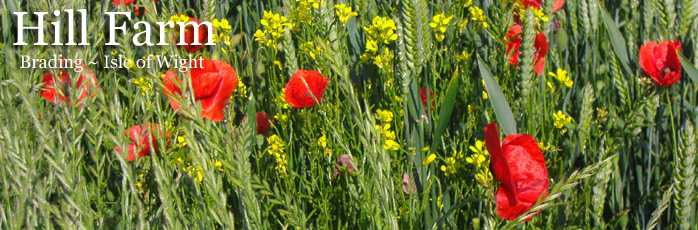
[478,56,517,135]
[600,5,632,73]
[430,70,459,151]
[679,54,698,86]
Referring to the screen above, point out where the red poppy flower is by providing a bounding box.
[110,0,155,16]
[639,40,682,87]
[420,87,435,108]
[331,154,355,180]
[172,16,212,53]
[40,64,98,105]
[484,122,549,221]
[516,0,565,13]
[505,24,549,76]
[163,58,238,122]
[110,0,135,5]
[243,112,273,134]
[114,123,171,161]
[284,70,329,108]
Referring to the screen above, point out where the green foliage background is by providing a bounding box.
[0,0,697,229]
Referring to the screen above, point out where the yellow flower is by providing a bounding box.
[441,157,457,176]
[441,151,464,176]
[553,110,573,129]
[465,153,486,168]
[423,153,436,166]
[185,165,204,183]
[475,170,492,186]
[532,8,549,23]
[462,0,473,7]
[335,4,358,25]
[469,140,489,156]
[468,6,488,28]
[130,77,152,96]
[318,133,332,157]
[168,14,190,24]
[267,135,288,173]
[236,79,247,97]
[318,133,327,148]
[212,19,221,29]
[219,19,232,31]
[376,109,394,123]
[429,14,454,42]
[482,91,488,99]
[136,173,144,190]
[255,11,291,49]
[538,142,552,152]
[365,39,378,53]
[214,160,223,171]
[364,16,398,45]
[383,139,400,150]
[124,58,135,69]
[290,0,323,27]
[177,135,187,148]
[547,81,556,92]
[549,69,573,88]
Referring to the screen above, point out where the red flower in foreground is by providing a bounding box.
[639,40,682,87]
[172,16,212,53]
[163,58,238,122]
[505,25,549,76]
[40,64,98,105]
[516,0,565,13]
[110,0,156,16]
[284,70,329,108]
[243,112,273,134]
[114,123,171,161]
[484,122,549,221]
[420,87,435,108]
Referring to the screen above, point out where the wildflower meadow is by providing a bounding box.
[1,0,698,229]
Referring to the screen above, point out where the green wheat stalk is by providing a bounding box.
[673,120,696,230]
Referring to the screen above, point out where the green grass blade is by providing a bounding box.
[430,70,459,151]
[478,56,517,135]
[600,5,632,73]
[679,54,698,86]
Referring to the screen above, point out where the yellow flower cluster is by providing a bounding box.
[423,153,436,166]
[254,11,292,50]
[168,14,190,24]
[130,76,152,96]
[375,109,399,150]
[177,134,187,148]
[361,16,398,70]
[467,140,492,186]
[211,18,233,46]
[441,151,464,176]
[549,69,573,88]
[300,41,325,60]
[516,4,549,25]
[267,135,288,173]
[334,4,358,25]
[553,110,572,135]
[430,14,453,42]
[290,0,323,28]
[318,133,332,157]
[376,109,394,122]
[135,173,145,190]
[364,16,398,44]
[538,142,552,152]
[468,6,488,28]
[237,79,247,97]
[176,157,224,183]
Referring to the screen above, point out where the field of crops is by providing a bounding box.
[1,0,697,229]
